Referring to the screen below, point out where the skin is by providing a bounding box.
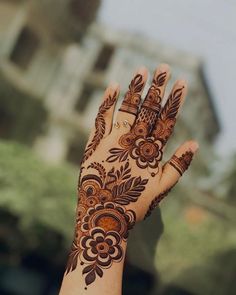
[59,64,199,295]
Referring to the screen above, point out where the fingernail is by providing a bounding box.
[176,79,187,88]
[158,63,170,72]
[189,141,199,153]
[109,82,120,90]
[136,66,148,75]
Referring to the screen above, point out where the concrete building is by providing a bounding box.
[0,0,219,167]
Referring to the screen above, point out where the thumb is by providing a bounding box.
[159,140,199,192]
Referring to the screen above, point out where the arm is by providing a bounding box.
[59,64,199,295]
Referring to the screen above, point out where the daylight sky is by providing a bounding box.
[98,0,236,156]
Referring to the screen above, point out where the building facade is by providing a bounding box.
[0,0,219,167]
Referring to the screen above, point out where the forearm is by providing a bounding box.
[59,241,127,295]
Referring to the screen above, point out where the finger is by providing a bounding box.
[144,141,198,219]
[159,140,199,191]
[134,64,170,137]
[152,80,187,145]
[82,83,119,163]
[102,83,120,136]
[114,67,148,133]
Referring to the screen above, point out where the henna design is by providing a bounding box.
[66,73,190,288]
[78,162,148,208]
[136,72,167,129]
[66,161,147,287]
[81,228,123,285]
[107,130,163,170]
[144,151,193,219]
[144,182,177,219]
[119,74,144,116]
[82,91,117,164]
[107,85,184,173]
[152,87,183,144]
[169,151,193,175]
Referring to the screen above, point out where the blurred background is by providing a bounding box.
[0,0,236,294]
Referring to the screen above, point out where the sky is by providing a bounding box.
[98,0,236,156]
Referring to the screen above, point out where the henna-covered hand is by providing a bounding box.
[65,65,199,288]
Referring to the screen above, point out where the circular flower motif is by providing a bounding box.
[133,122,149,137]
[154,118,176,142]
[79,176,109,205]
[81,178,101,197]
[85,196,100,207]
[126,91,141,105]
[80,228,123,268]
[81,202,136,239]
[130,137,163,169]
[119,132,136,148]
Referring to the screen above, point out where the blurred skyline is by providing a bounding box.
[98,0,236,156]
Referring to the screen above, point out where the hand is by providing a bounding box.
[64,64,199,289]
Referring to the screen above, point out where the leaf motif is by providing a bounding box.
[114,176,148,205]
[85,270,96,286]
[155,72,167,87]
[87,162,106,182]
[82,265,94,274]
[95,266,103,278]
[130,74,144,93]
[107,148,129,163]
[160,88,182,120]
[82,92,117,163]
[65,242,81,274]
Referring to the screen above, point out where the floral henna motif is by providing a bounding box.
[130,137,163,169]
[119,74,144,116]
[80,228,123,285]
[66,161,147,287]
[107,126,163,170]
[66,203,136,286]
[152,87,183,144]
[82,91,117,164]
[169,151,193,175]
[78,161,148,208]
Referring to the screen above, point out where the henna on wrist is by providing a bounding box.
[66,161,148,288]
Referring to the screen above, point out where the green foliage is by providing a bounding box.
[156,192,236,295]
[0,140,78,243]
[0,74,47,144]
[221,153,236,202]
